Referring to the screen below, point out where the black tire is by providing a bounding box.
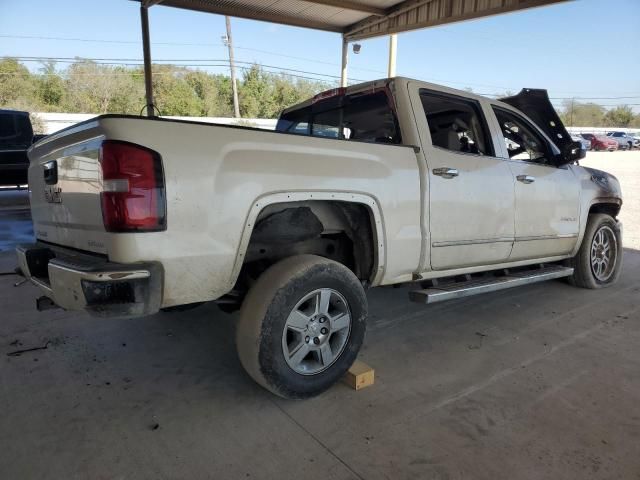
[568,214,623,289]
[236,255,367,399]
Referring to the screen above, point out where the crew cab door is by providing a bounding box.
[410,87,515,270]
[490,105,580,260]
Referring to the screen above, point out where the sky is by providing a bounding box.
[1,0,639,111]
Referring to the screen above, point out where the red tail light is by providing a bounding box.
[99,140,166,232]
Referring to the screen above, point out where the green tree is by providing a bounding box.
[64,60,144,114]
[152,64,202,116]
[35,61,65,109]
[0,58,37,109]
[603,105,634,127]
[560,100,605,127]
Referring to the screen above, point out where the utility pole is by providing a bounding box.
[224,16,240,118]
[570,97,575,126]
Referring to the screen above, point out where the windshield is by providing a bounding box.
[276,90,401,145]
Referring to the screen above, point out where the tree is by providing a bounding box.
[151,64,202,116]
[0,58,37,109]
[603,105,634,128]
[35,61,65,109]
[559,100,605,127]
[64,60,143,114]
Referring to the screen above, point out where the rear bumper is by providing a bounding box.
[16,242,163,317]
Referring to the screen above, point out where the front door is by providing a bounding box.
[412,88,515,271]
[491,106,580,260]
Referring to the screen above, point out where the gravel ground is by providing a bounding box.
[582,150,640,250]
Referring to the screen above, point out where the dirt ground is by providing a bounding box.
[0,152,639,479]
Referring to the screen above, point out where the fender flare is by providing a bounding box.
[571,196,622,256]
[228,191,387,289]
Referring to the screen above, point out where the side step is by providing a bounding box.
[409,265,574,304]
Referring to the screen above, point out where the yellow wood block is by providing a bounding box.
[343,360,375,391]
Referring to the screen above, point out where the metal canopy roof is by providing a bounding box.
[139,0,567,41]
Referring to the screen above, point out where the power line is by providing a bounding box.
[7,56,366,82]
[0,33,387,75]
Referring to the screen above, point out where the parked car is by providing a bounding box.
[0,109,34,187]
[579,133,596,149]
[607,131,636,150]
[571,133,590,151]
[591,135,619,151]
[17,78,622,398]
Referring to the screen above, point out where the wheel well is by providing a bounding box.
[589,202,620,218]
[236,201,377,292]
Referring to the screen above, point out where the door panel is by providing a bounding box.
[508,162,579,260]
[489,106,580,260]
[411,89,515,271]
[428,149,515,269]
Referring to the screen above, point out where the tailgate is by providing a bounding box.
[28,120,108,254]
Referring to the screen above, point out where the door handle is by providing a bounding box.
[433,167,459,179]
[517,175,535,184]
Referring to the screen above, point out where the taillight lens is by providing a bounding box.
[99,140,166,232]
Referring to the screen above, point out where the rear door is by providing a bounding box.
[490,106,580,261]
[410,86,515,270]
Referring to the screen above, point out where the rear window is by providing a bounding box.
[0,112,33,148]
[276,90,401,145]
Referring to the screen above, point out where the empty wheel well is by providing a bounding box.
[589,202,620,218]
[236,201,377,293]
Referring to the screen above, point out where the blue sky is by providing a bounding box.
[1,0,639,110]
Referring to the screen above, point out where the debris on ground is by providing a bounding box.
[7,341,51,357]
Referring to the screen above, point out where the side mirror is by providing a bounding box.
[558,140,585,164]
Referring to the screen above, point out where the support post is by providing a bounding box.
[225,16,241,118]
[387,34,397,77]
[340,38,348,88]
[140,5,155,117]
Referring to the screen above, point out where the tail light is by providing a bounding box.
[99,140,166,232]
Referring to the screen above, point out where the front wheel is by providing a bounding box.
[236,255,367,398]
[568,214,623,289]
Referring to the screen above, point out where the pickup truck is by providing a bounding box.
[16,77,623,398]
[607,131,638,150]
[0,109,34,187]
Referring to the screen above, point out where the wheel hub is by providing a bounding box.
[590,225,617,282]
[281,288,352,375]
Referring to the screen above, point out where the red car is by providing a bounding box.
[591,135,618,151]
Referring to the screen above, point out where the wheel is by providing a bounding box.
[568,214,623,289]
[236,255,367,398]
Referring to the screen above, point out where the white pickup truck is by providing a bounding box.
[16,77,623,398]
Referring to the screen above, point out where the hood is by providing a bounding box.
[0,110,33,150]
[500,89,583,165]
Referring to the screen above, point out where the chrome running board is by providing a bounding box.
[409,265,574,304]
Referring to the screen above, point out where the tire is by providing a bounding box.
[236,254,367,398]
[568,214,623,289]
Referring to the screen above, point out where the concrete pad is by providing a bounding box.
[1,247,639,479]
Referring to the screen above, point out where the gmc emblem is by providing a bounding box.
[44,185,62,203]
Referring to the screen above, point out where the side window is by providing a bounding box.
[275,108,310,135]
[419,90,493,156]
[275,90,401,144]
[492,107,550,163]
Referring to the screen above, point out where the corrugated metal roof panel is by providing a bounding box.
[137,0,568,40]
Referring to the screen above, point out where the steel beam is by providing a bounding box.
[140,5,155,117]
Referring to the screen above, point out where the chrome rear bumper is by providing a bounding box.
[16,242,163,317]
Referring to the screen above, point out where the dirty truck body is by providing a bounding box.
[17,78,623,398]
